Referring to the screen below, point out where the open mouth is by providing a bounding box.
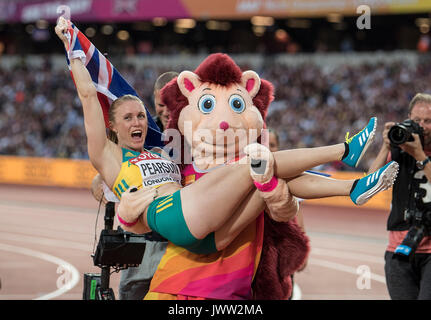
[131,130,143,139]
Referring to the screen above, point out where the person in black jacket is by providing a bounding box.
[368,93,431,300]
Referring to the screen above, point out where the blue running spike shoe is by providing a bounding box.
[350,161,399,205]
[342,117,377,168]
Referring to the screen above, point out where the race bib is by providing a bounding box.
[130,152,181,188]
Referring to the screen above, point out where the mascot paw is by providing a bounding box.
[244,143,275,184]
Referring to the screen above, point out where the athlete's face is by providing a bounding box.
[112,100,148,151]
[410,101,431,149]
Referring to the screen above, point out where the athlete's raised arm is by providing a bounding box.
[55,17,120,185]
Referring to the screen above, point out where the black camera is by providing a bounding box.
[83,202,147,300]
[388,119,424,146]
[394,208,431,260]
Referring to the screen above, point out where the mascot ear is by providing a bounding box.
[177,71,202,98]
[241,71,261,98]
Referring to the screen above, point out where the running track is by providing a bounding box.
[0,184,390,300]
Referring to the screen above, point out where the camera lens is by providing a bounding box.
[388,125,408,145]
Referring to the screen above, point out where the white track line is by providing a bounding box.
[0,243,80,300]
[309,257,386,284]
[292,247,385,300]
[312,247,385,264]
[0,232,91,251]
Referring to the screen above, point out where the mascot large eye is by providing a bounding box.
[198,94,216,114]
[229,95,246,113]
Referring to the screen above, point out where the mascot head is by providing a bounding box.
[161,53,274,162]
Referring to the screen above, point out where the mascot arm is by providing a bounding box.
[244,143,298,222]
[261,178,298,222]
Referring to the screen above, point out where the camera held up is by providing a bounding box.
[388,119,424,146]
[389,119,429,260]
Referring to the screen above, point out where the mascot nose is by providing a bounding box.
[219,121,230,131]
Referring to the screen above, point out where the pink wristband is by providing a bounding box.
[117,214,138,227]
[254,176,278,192]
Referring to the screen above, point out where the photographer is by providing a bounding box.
[369,93,431,300]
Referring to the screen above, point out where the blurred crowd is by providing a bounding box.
[1,55,431,172]
[0,58,171,159]
[262,58,431,171]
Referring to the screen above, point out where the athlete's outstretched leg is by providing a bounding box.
[204,159,398,252]
[273,117,377,178]
[286,173,352,198]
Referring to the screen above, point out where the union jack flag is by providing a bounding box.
[63,22,163,150]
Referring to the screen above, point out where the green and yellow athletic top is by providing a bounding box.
[113,148,215,255]
[112,148,182,199]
